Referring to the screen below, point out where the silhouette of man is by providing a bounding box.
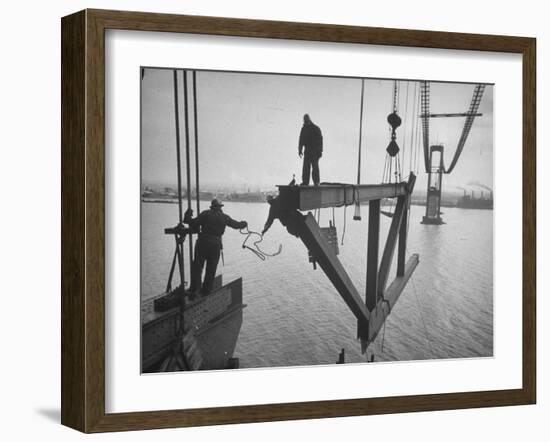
[184,199,247,297]
[261,195,301,237]
[298,114,323,185]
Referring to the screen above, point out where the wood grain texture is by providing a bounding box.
[61,10,86,431]
[522,37,536,403]
[60,8,537,433]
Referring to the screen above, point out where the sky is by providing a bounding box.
[141,68,493,195]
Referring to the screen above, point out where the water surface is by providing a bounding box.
[141,201,493,368]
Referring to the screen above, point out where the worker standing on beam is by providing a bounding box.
[184,199,248,298]
[298,114,323,186]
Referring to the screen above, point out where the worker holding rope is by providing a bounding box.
[184,199,248,298]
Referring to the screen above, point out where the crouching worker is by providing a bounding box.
[184,199,248,298]
[262,195,302,238]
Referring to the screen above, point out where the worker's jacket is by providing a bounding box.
[299,122,323,158]
[185,208,246,246]
[263,197,301,237]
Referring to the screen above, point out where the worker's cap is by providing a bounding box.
[210,198,224,208]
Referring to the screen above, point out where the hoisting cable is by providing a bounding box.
[380,80,403,217]
[383,80,402,183]
[192,70,200,215]
[413,85,422,175]
[172,70,190,370]
[409,82,418,173]
[182,70,194,268]
[400,81,410,180]
[172,69,185,286]
[416,96,422,175]
[240,227,283,261]
[173,72,184,226]
[354,79,365,221]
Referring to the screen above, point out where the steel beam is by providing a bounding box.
[365,200,380,312]
[378,174,416,294]
[377,195,406,296]
[367,254,419,345]
[297,213,370,327]
[397,198,408,277]
[278,182,407,211]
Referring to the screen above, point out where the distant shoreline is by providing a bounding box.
[141,198,266,204]
[141,198,493,210]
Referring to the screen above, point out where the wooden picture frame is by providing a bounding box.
[61,9,536,433]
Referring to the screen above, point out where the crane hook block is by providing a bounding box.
[386,139,400,157]
[387,111,402,130]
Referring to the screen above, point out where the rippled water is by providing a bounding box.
[141,200,493,368]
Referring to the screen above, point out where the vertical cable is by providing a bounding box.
[354,79,365,221]
[356,79,365,186]
[408,82,414,174]
[182,70,194,266]
[401,81,410,177]
[173,70,185,287]
[193,70,200,214]
[173,70,183,225]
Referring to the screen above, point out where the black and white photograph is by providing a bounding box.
[140,68,493,373]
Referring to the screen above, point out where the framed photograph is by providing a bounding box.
[61,9,536,433]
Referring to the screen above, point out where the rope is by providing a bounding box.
[341,205,348,245]
[240,227,282,261]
